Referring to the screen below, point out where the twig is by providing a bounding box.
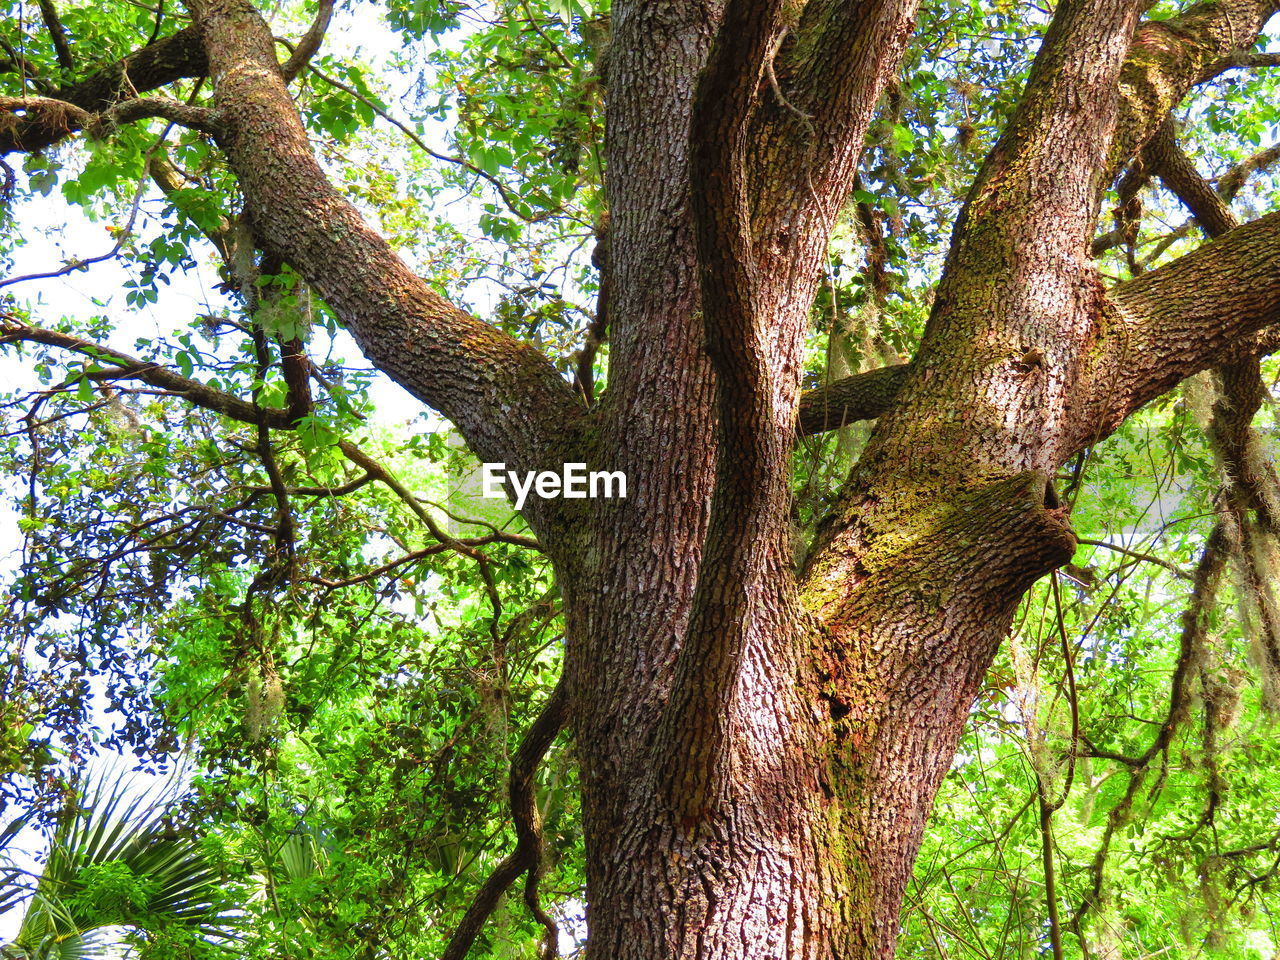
[1074,538,1193,580]
[0,166,148,289]
[295,56,561,224]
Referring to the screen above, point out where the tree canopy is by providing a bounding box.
[3,0,1280,957]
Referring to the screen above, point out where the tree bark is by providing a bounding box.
[180,0,1280,954]
[13,0,1280,956]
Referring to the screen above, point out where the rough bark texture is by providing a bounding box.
[0,26,207,154]
[11,0,1280,956]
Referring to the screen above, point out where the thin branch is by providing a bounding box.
[1218,142,1280,201]
[306,547,450,589]
[148,151,236,261]
[1038,794,1066,960]
[1075,538,1193,580]
[413,497,542,550]
[0,165,148,289]
[250,473,374,498]
[251,314,297,570]
[0,36,55,95]
[147,0,167,46]
[442,677,569,960]
[1200,50,1280,82]
[1072,521,1229,933]
[295,55,556,224]
[0,318,295,429]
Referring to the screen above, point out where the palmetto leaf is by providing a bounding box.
[0,867,31,918]
[13,926,106,960]
[4,770,237,959]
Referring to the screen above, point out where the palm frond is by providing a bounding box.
[7,768,237,959]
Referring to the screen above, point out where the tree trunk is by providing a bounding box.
[111,0,1280,958]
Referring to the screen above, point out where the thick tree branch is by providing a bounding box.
[0,26,207,154]
[797,362,910,435]
[1143,116,1237,236]
[843,0,1147,484]
[747,0,921,266]
[655,0,794,817]
[36,0,75,72]
[186,0,585,546]
[1092,140,1280,256]
[1085,210,1280,448]
[0,94,221,146]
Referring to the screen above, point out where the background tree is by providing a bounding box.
[3,0,1280,957]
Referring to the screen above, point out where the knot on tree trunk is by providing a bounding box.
[806,468,1077,625]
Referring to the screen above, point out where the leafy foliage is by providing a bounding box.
[1,772,238,959]
[3,0,1280,956]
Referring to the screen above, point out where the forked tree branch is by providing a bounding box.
[0,94,222,143]
[802,0,1280,443]
[1108,0,1280,181]
[1092,138,1280,254]
[0,26,207,154]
